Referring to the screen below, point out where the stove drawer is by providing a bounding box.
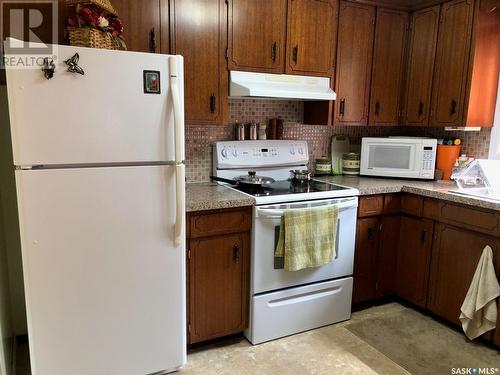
[245,277,353,344]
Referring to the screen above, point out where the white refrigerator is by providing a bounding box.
[4,41,186,375]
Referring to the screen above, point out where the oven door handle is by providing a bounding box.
[257,201,356,219]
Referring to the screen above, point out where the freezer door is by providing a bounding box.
[15,166,186,375]
[5,43,184,166]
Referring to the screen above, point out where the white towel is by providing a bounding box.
[459,246,500,340]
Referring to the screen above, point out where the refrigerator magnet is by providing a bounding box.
[143,70,161,94]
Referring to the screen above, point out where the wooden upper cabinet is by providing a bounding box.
[403,5,440,126]
[170,0,228,125]
[396,216,434,308]
[228,0,287,73]
[285,0,338,76]
[429,0,474,126]
[464,1,500,127]
[369,8,409,126]
[112,0,166,53]
[335,2,375,126]
[428,224,500,326]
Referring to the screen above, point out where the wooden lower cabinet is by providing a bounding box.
[377,215,401,297]
[187,208,251,345]
[428,224,500,326]
[353,217,380,303]
[396,216,434,308]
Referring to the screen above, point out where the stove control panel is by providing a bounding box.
[214,140,309,169]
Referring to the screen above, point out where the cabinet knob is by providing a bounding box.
[418,101,424,117]
[271,42,277,62]
[210,94,216,113]
[149,28,157,53]
[450,99,457,116]
[375,101,380,116]
[292,45,298,64]
[233,243,240,263]
[368,227,374,240]
[420,230,427,243]
[339,98,346,116]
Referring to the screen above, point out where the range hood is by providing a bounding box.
[229,71,336,101]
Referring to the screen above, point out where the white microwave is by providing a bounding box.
[360,137,437,179]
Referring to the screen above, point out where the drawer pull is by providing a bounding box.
[233,243,240,263]
[267,287,341,307]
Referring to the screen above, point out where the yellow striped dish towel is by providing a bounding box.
[275,205,338,271]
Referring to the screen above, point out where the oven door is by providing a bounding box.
[252,197,358,295]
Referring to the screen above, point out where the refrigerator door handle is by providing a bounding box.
[170,56,185,245]
[174,164,185,245]
[170,56,185,163]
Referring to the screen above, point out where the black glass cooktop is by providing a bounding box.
[233,179,350,197]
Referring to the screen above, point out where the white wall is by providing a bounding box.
[488,76,500,160]
[0,86,27,336]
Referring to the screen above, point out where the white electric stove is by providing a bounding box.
[213,140,359,344]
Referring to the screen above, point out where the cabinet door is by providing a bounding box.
[188,233,249,344]
[377,215,401,297]
[428,224,500,326]
[170,0,228,125]
[369,9,408,126]
[396,216,434,308]
[112,0,163,53]
[353,217,380,304]
[228,0,286,73]
[285,0,338,77]
[335,2,375,126]
[403,6,440,126]
[429,0,474,126]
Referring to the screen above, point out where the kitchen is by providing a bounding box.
[0,0,499,374]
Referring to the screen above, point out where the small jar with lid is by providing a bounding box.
[342,153,360,175]
[314,157,332,176]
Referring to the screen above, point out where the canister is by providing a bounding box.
[342,153,360,175]
[315,158,332,176]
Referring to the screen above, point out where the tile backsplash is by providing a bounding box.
[185,99,492,183]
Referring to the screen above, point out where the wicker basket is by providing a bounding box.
[66,0,118,16]
[67,27,126,50]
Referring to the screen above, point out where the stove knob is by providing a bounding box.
[221,148,228,158]
[298,147,304,155]
[289,147,295,155]
[232,148,238,157]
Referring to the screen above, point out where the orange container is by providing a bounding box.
[436,145,462,180]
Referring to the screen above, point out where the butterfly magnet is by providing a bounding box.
[64,53,85,76]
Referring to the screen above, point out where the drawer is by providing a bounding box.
[246,277,353,344]
[188,208,252,238]
[358,195,384,217]
[401,195,424,217]
[423,199,500,237]
[383,194,401,214]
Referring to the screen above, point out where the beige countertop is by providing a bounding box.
[315,176,500,212]
[186,177,500,213]
[186,182,255,212]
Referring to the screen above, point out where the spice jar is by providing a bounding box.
[249,123,258,140]
[235,121,245,140]
[315,157,331,176]
[342,153,360,175]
